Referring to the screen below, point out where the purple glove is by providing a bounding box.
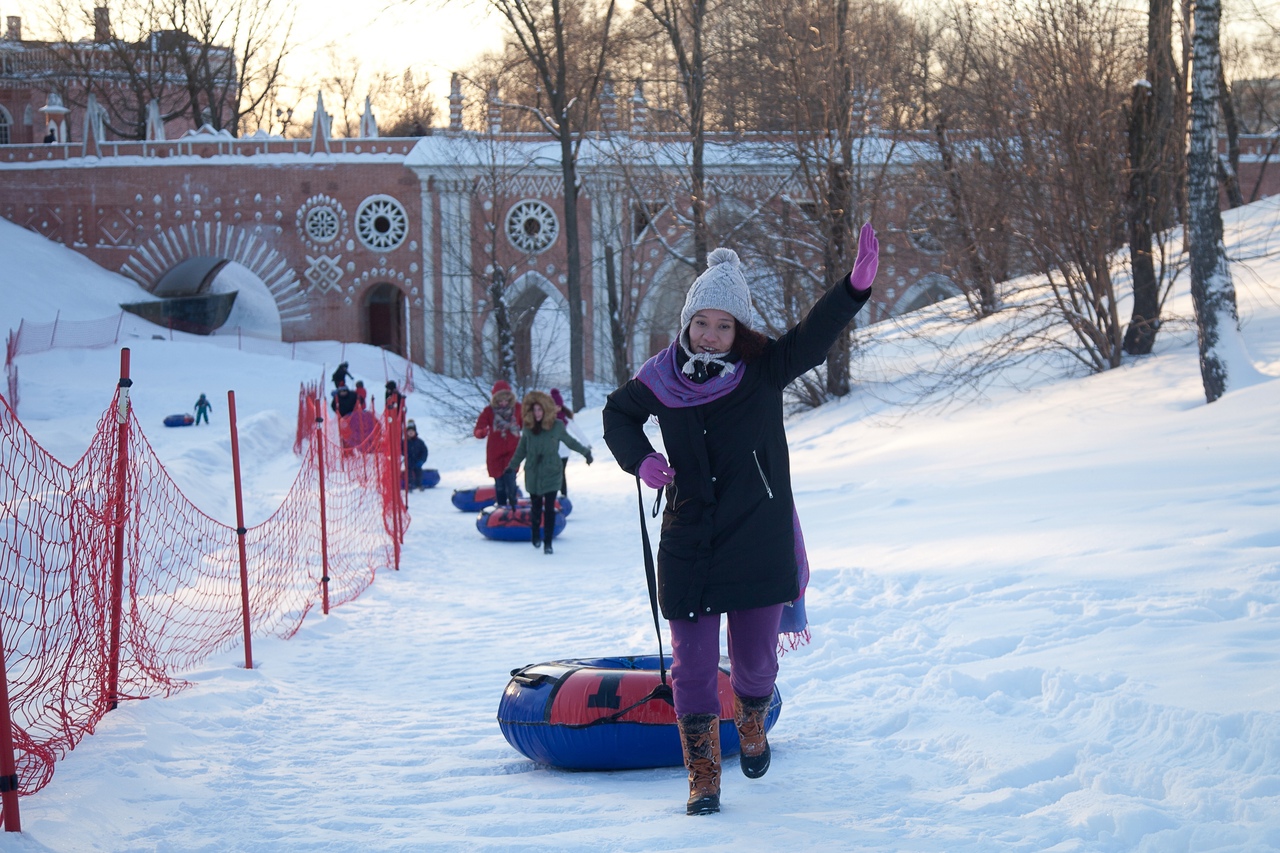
[848,222,879,292]
[638,453,676,489]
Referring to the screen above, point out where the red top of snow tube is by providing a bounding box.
[497,655,781,770]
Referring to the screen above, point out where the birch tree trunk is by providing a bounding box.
[1187,0,1245,403]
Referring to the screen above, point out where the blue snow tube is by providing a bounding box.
[476,504,568,541]
[451,484,524,512]
[163,414,195,427]
[421,469,441,488]
[497,655,782,770]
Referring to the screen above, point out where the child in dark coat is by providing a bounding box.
[405,420,428,490]
[194,393,212,425]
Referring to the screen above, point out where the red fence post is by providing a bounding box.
[387,408,402,571]
[106,348,132,710]
[315,402,331,615]
[226,391,254,670]
[0,615,24,831]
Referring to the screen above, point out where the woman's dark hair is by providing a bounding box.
[731,321,768,363]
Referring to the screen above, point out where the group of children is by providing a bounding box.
[330,362,406,417]
[328,361,427,487]
[473,382,592,555]
[321,365,601,541]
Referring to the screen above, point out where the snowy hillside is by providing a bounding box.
[1,200,1279,852]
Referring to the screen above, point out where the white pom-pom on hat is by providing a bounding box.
[679,247,753,332]
[706,247,740,268]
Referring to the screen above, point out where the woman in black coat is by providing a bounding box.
[602,223,878,816]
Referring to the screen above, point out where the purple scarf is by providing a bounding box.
[636,341,744,407]
[636,340,811,654]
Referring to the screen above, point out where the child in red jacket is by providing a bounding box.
[473,380,522,508]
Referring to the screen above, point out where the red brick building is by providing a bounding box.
[3,83,1277,387]
[0,8,234,146]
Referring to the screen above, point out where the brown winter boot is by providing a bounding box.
[677,713,721,815]
[733,694,772,779]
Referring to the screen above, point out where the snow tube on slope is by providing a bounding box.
[164,414,195,427]
[476,504,567,541]
[497,655,782,770]
[421,469,441,488]
[451,484,523,512]
[340,409,380,451]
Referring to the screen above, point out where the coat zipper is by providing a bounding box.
[752,450,774,499]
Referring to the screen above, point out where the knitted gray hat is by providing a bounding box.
[679,248,753,332]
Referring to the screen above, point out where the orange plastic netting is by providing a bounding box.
[0,371,407,803]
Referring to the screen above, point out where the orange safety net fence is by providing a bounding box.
[0,372,407,806]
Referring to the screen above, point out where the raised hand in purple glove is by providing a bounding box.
[847,222,879,292]
[638,452,676,489]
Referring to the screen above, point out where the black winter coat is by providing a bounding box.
[405,435,428,469]
[331,386,358,417]
[603,281,869,621]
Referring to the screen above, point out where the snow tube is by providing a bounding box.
[404,469,441,491]
[497,655,782,770]
[512,495,572,517]
[340,409,380,451]
[451,484,523,512]
[164,414,195,427]
[476,504,567,541]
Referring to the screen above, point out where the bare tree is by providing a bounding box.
[373,68,438,135]
[928,0,1140,374]
[1188,0,1250,402]
[759,0,925,398]
[459,0,619,411]
[322,44,364,138]
[39,0,296,137]
[160,0,295,135]
[38,1,210,139]
[1122,0,1184,355]
[920,2,1028,320]
[636,0,712,272]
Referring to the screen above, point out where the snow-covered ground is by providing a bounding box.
[2,201,1280,851]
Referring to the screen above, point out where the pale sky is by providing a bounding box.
[5,0,505,123]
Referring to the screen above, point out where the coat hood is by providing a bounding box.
[521,390,558,430]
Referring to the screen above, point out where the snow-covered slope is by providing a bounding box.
[1,200,1279,852]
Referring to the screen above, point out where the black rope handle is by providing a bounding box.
[636,476,671,690]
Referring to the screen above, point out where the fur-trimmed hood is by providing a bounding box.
[521,390,558,431]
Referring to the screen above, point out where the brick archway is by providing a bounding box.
[119,223,310,329]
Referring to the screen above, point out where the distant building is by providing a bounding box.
[0,8,233,145]
[1,77,1275,387]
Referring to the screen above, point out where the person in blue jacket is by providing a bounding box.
[404,420,429,490]
[602,224,878,816]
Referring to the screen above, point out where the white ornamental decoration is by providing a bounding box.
[305,254,344,292]
[295,194,348,251]
[355,194,409,251]
[505,199,559,254]
[305,205,340,243]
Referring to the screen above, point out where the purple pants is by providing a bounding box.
[668,603,783,717]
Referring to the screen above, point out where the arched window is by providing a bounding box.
[0,107,12,145]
